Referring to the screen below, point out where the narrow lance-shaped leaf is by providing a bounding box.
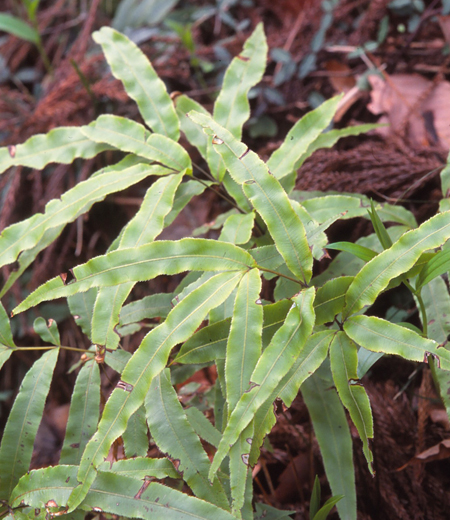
[185,406,222,448]
[326,242,377,263]
[0,163,169,272]
[189,111,312,283]
[81,116,191,172]
[229,422,254,517]
[174,94,210,161]
[344,315,450,370]
[329,332,374,474]
[119,292,173,327]
[225,268,263,413]
[208,23,267,181]
[209,288,316,480]
[60,360,100,465]
[96,457,179,480]
[91,173,183,349]
[146,370,229,509]
[93,27,180,140]
[12,467,237,520]
[67,271,243,511]
[0,126,111,176]
[0,13,39,44]
[301,361,357,520]
[416,248,450,290]
[122,405,149,458]
[0,348,59,500]
[267,95,342,180]
[0,302,15,369]
[367,199,392,249]
[343,211,450,319]
[13,239,255,315]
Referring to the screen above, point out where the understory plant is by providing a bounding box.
[1,23,450,520]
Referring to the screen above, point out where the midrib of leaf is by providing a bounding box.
[344,217,450,318]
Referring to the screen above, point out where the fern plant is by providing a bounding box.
[1,23,450,520]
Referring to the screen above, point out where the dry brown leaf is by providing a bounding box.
[367,73,450,149]
[397,439,450,471]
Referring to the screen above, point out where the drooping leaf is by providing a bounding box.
[225,268,263,413]
[13,239,255,315]
[189,111,312,283]
[0,348,59,500]
[314,276,354,326]
[68,271,242,511]
[33,317,61,346]
[344,315,450,369]
[93,27,180,140]
[209,288,316,479]
[326,242,377,262]
[0,127,111,176]
[329,332,374,473]
[267,95,342,180]
[301,361,356,520]
[0,163,168,273]
[343,211,450,318]
[146,369,229,509]
[60,361,100,465]
[81,116,190,172]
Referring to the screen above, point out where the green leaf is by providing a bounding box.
[97,456,179,480]
[343,211,450,318]
[278,330,335,407]
[229,422,253,516]
[0,301,15,348]
[185,406,221,448]
[0,163,167,274]
[146,369,229,509]
[301,361,356,520]
[267,95,342,180]
[68,289,97,340]
[0,348,59,500]
[189,111,312,283]
[344,315,450,369]
[60,361,100,465]
[165,179,207,227]
[12,467,237,520]
[326,242,377,262]
[309,475,321,520]
[312,495,344,520]
[0,127,111,175]
[314,277,354,326]
[93,27,180,140]
[123,405,148,458]
[119,292,173,326]
[13,239,255,315]
[416,248,450,290]
[81,116,190,172]
[209,288,316,479]
[33,317,61,346]
[219,212,255,244]
[254,503,294,519]
[367,199,392,249]
[0,14,38,43]
[226,269,263,412]
[68,271,242,511]
[421,276,450,344]
[174,95,210,160]
[250,245,285,278]
[329,332,374,474]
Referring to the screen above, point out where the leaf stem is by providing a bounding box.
[13,345,92,352]
[256,265,305,286]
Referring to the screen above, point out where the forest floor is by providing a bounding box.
[1,1,450,518]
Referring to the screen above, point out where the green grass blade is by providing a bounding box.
[96,457,179,480]
[226,268,263,413]
[0,163,167,272]
[12,467,237,520]
[60,361,100,465]
[219,212,255,244]
[0,14,38,44]
[146,369,229,509]
[301,361,356,520]
[268,95,342,180]
[93,27,180,140]
[343,211,450,318]
[326,242,377,262]
[0,348,59,500]
[81,116,190,172]
[67,271,242,511]
[0,127,111,175]
[367,199,392,249]
[122,405,149,458]
[209,288,315,479]
[13,239,255,315]
[344,315,450,369]
[314,277,354,326]
[329,332,374,474]
[189,111,312,283]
